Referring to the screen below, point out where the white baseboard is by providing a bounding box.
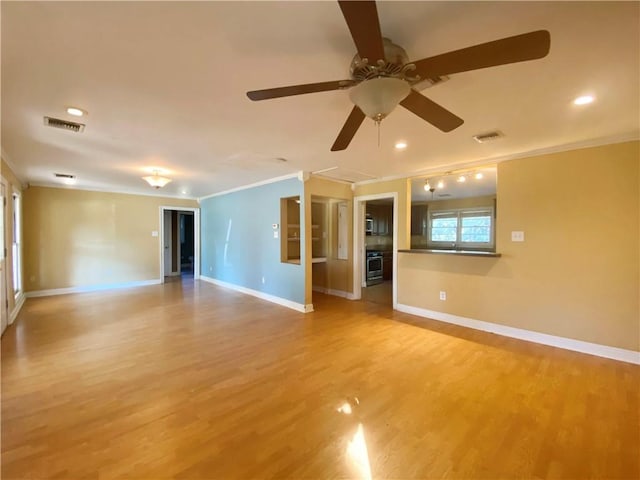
[395,304,640,365]
[312,285,357,300]
[9,293,25,324]
[200,275,313,313]
[25,279,162,298]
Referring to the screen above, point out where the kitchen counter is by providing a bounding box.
[399,249,501,257]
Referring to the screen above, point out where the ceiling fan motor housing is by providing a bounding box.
[349,38,411,81]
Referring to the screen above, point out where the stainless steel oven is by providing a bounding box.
[366,251,383,286]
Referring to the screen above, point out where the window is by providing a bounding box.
[428,207,494,249]
[12,192,22,296]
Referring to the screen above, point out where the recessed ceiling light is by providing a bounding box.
[457,175,466,183]
[66,107,86,117]
[394,141,407,150]
[475,172,484,180]
[573,95,594,106]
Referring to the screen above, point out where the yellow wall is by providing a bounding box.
[306,176,354,302]
[354,178,411,249]
[1,158,24,314]
[398,141,640,351]
[23,186,197,291]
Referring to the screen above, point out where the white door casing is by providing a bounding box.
[1,182,7,335]
[159,206,201,283]
[163,210,173,276]
[352,192,398,308]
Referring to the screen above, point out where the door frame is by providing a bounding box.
[1,180,7,335]
[159,206,200,283]
[177,211,195,275]
[352,192,398,308]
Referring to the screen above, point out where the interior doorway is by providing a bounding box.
[1,182,7,335]
[159,206,200,283]
[361,198,395,306]
[352,192,398,309]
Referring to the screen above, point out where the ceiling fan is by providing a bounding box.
[246,1,550,151]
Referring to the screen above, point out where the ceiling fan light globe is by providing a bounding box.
[349,77,410,121]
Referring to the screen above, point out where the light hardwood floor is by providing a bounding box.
[2,279,639,479]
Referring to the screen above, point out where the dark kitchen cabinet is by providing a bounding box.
[382,251,393,280]
[411,204,428,236]
[366,203,393,236]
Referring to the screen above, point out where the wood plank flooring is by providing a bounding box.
[2,279,639,479]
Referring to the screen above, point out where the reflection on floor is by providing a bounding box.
[361,280,392,306]
[2,282,638,478]
[164,269,194,283]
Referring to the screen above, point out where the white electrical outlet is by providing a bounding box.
[209,266,213,272]
[511,231,525,242]
[261,276,266,284]
[439,291,447,301]
[151,230,159,237]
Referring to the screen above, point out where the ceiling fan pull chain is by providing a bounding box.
[377,120,381,147]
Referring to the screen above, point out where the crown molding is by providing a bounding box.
[26,182,198,201]
[0,148,26,186]
[354,131,640,186]
[198,171,303,201]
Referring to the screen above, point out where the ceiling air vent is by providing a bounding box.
[54,173,76,180]
[44,116,85,133]
[473,131,504,143]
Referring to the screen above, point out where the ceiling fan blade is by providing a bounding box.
[331,106,366,151]
[338,1,385,63]
[400,90,463,132]
[411,30,551,79]
[247,80,355,101]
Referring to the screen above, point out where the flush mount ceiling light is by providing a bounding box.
[573,95,594,105]
[437,179,445,189]
[395,141,407,150]
[142,170,172,189]
[66,107,86,117]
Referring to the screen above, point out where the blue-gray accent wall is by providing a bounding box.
[200,177,305,305]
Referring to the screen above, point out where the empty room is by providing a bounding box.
[1,1,639,479]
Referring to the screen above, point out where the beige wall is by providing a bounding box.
[398,141,639,351]
[354,178,411,249]
[23,186,197,291]
[1,158,24,314]
[306,176,354,303]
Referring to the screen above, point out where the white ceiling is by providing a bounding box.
[411,166,497,202]
[2,1,639,199]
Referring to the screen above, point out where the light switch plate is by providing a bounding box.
[273,231,279,239]
[151,231,159,237]
[511,231,525,242]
